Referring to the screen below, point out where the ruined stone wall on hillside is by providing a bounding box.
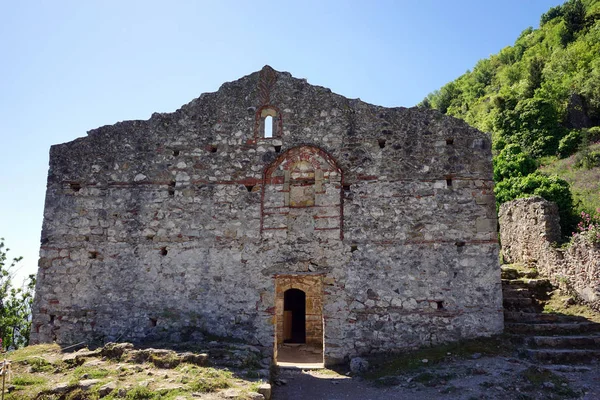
[499,197,600,310]
[31,66,502,365]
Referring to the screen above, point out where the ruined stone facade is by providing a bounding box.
[31,66,503,365]
[500,196,600,310]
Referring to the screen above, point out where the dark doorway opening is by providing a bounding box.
[283,289,306,343]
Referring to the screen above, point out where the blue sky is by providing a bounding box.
[0,0,562,282]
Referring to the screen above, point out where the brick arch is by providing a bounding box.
[260,145,344,239]
[264,145,342,182]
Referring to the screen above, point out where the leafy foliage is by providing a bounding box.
[493,144,537,181]
[494,172,576,234]
[0,238,36,350]
[422,0,600,235]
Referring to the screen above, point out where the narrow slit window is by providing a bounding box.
[264,116,273,138]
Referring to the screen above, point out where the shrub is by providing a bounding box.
[493,144,537,181]
[495,172,576,236]
[574,210,600,244]
[558,130,582,158]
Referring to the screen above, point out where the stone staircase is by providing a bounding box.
[502,265,600,365]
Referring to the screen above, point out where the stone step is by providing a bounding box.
[528,334,600,349]
[506,321,600,335]
[525,348,600,364]
[501,278,553,289]
[503,297,534,307]
[504,312,587,323]
[502,287,534,298]
[501,266,539,280]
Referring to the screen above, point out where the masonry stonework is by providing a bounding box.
[31,66,503,365]
[499,196,600,310]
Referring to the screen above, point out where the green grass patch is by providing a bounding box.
[520,366,579,398]
[185,367,234,392]
[72,365,111,379]
[365,335,514,380]
[11,374,47,386]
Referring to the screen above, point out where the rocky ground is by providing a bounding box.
[2,265,599,399]
[1,341,271,399]
[273,351,600,400]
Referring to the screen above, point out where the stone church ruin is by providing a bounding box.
[31,66,503,366]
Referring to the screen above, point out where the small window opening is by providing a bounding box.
[71,183,81,192]
[245,185,255,192]
[274,145,281,153]
[455,240,466,247]
[343,184,351,192]
[436,301,444,310]
[378,138,386,149]
[49,315,55,324]
[446,177,453,187]
[89,251,98,259]
[350,244,358,253]
[168,181,176,196]
[173,150,180,156]
[160,247,168,256]
[209,145,217,153]
[446,138,454,145]
[146,235,155,241]
[149,317,158,327]
[264,116,273,138]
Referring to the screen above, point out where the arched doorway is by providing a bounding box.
[283,289,306,343]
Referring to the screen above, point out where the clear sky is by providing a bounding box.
[0,0,562,283]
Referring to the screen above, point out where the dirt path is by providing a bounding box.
[272,356,600,400]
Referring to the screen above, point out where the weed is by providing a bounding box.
[187,367,233,392]
[365,335,513,379]
[11,375,47,386]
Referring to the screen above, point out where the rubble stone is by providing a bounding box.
[31,66,502,365]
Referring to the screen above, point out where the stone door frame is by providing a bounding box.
[274,274,324,359]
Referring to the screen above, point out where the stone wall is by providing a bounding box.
[499,196,600,309]
[31,66,503,365]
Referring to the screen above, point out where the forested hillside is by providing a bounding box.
[421,0,600,237]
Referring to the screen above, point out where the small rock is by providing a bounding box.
[257,383,272,400]
[52,383,70,394]
[248,394,265,400]
[98,381,116,397]
[350,357,369,374]
[117,388,127,397]
[543,382,555,389]
[79,379,101,390]
[6,385,15,393]
[421,359,428,363]
[82,373,89,379]
[471,353,482,359]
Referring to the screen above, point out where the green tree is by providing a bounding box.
[493,144,537,181]
[494,172,576,236]
[0,239,36,350]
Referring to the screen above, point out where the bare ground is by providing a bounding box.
[273,356,600,400]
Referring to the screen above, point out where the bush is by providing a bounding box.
[575,150,600,169]
[493,144,537,181]
[574,210,600,244]
[495,172,576,236]
[558,130,582,158]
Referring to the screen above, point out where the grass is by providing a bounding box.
[540,142,600,217]
[3,344,261,400]
[543,290,600,323]
[364,335,514,380]
[520,366,579,398]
